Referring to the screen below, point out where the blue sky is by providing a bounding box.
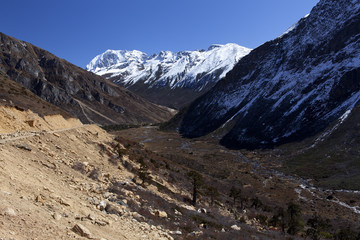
[1,0,319,68]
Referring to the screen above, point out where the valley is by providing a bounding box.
[113,126,360,237]
[0,0,359,239]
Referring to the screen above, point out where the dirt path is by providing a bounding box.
[74,99,118,124]
[0,125,85,144]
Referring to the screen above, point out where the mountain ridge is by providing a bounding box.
[0,32,175,125]
[179,0,360,149]
[87,43,251,108]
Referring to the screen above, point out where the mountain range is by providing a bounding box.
[178,0,360,150]
[2,0,360,238]
[87,44,251,108]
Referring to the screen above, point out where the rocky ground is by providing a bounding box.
[0,106,173,240]
[1,102,360,240]
[116,126,360,237]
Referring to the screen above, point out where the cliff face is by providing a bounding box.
[180,0,360,149]
[0,32,174,125]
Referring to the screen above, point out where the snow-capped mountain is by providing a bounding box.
[180,0,360,149]
[87,44,251,108]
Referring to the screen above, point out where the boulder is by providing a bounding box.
[72,223,92,239]
[231,225,241,231]
[155,210,168,218]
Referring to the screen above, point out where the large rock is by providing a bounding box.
[154,210,168,218]
[72,223,92,239]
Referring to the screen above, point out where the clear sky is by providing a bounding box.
[1,0,319,68]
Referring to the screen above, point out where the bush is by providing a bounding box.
[72,161,87,174]
[88,168,101,181]
[256,214,268,225]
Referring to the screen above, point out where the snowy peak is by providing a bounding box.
[86,43,251,108]
[86,49,148,73]
[208,44,223,50]
[87,43,251,89]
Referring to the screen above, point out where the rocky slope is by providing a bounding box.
[1,69,359,239]
[0,32,175,125]
[0,121,172,239]
[0,93,274,240]
[179,0,360,149]
[87,44,251,108]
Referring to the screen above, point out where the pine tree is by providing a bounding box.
[286,202,304,235]
[138,160,152,186]
[187,170,203,206]
[229,186,241,205]
[205,186,219,205]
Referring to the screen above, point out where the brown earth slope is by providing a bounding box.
[0,127,174,240]
[0,72,173,239]
[0,32,175,125]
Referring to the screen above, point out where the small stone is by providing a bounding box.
[1,207,17,216]
[88,214,96,220]
[88,197,100,205]
[53,212,62,221]
[132,212,146,221]
[231,225,241,231]
[170,230,182,235]
[185,205,195,211]
[36,195,44,203]
[197,208,207,214]
[16,144,32,151]
[103,192,113,199]
[98,200,107,211]
[105,203,124,216]
[190,231,203,236]
[48,152,56,157]
[25,119,36,127]
[59,198,71,206]
[174,209,182,216]
[95,220,108,226]
[154,210,167,218]
[20,196,28,201]
[72,223,92,239]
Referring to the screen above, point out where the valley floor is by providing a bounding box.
[116,126,360,235]
[1,106,359,239]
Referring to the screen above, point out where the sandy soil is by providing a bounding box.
[0,106,172,240]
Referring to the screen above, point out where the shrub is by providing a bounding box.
[256,214,268,225]
[88,168,101,181]
[72,161,87,174]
